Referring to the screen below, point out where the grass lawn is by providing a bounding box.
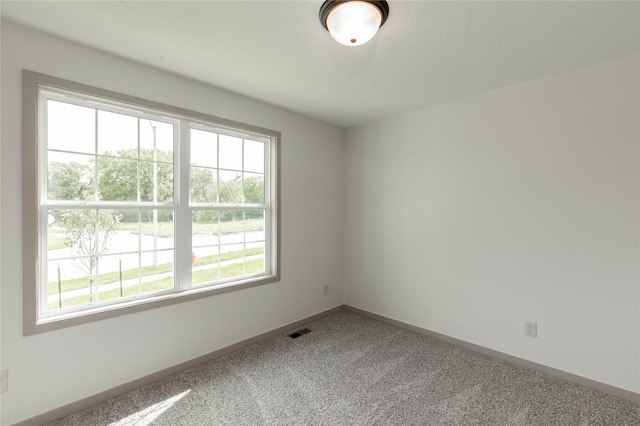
[48,258,264,310]
[119,219,264,238]
[47,261,174,295]
[192,258,263,284]
[47,235,67,251]
[48,277,173,310]
[48,247,264,294]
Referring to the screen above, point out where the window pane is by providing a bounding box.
[140,120,174,162]
[57,209,96,272]
[219,243,245,281]
[47,100,95,154]
[191,209,265,285]
[219,170,242,204]
[47,211,65,252]
[139,250,174,295]
[47,209,91,311]
[138,209,174,290]
[140,161,174,202]
[46,208,176,312]
[218,134,242,171]
[139,209,174,251]
[97,110,138,157]
[96,156,138,201]
[218,212,245,278]
[157,162,174,202]
[192,211,220,248]
[45,208,123,308]
[93,252,140,302]
[192,210,220,285]
[47,151,95,201]
[219,241,265,280]
[219,210,244,239]
[97,209,125,254]
[192,249,220,285]
[47,209,71,262]
[244,139,264,173]
[33,78,276,329]
[191,166,217,203]
[47,259,92,311]
[245,210,265,243]
[243,173,264,204]
[246,241,266,275]
[138,120,174,203]
[191,129,218,168]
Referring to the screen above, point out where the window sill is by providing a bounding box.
[28,274,279,335]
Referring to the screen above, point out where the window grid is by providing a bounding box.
[29,77,278,328]
[39,88,182,318]
[188,123,269,290]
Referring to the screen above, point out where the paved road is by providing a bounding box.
[48,230,264,281]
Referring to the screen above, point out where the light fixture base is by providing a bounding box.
[319,0,390,46]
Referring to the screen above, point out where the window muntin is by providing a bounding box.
[27,73,279,332]
[189,125,269,287]
[41,89,179,318]
[46,208,176,311]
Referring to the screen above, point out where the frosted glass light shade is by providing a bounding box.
[320,1,389,47]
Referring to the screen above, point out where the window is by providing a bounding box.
[23,71,279,334]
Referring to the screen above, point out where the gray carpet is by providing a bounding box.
[47,310,640,425]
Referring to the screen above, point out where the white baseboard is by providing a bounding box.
[344,305,640,405]
[15,304,638,425]
[13,306,344,426]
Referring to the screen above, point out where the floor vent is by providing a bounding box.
[289,328,312,339]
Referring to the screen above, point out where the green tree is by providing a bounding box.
[48,161,93,200]
[219,174,242,222]
[97,149,173,203]
[48,149,174,207]
[95,154,137,201]
[139,148,173,203]
[243,175,264,204]
[61,209,121,301]
[95,148,173,222]
[191,167,219,224]
[191,167,217,203]
[219,173,242,204]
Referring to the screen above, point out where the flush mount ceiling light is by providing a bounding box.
[319,0,390,47]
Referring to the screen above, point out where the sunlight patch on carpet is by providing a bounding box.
[109,389,191,426]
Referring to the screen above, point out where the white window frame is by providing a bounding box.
[22,70,280,335]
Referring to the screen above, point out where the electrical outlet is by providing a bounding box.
[323,284,329,296]
[524,321,537,338]
[1,370,8,393]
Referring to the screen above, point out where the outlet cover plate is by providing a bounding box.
[0,370,7,393]
[525,321,537,338]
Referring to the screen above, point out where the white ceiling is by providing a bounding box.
[2,1,638,128]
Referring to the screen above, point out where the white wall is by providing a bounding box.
[2,18,637,426]
[345,56,639,393]
[0,21,344,424]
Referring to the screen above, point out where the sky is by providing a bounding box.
[47,99,265,174]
